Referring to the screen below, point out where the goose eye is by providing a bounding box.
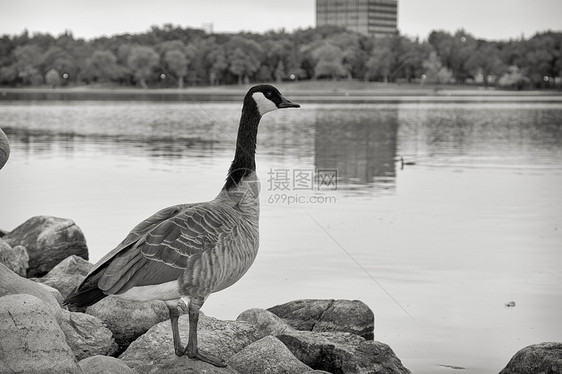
[265,91,272,98]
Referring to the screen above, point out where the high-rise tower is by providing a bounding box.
[316,0,398,38]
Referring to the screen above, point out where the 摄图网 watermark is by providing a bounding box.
[266,168,338,205]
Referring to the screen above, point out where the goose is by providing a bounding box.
[399,156,416,170]
[64,85,300,367]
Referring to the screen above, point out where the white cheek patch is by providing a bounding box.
[252,92,278,116]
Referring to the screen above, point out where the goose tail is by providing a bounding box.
[64,273,107,311]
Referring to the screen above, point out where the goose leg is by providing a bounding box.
[166,302,184,356]
[185,297,226,367]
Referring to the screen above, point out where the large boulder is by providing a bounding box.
[0,262,61,317]
[227,335,313,374]
[78,355,134,374]
[277,330,410,374]
[3,216,89,277]
[0,127,9,171]
[86,296,172,352]
[499,342,562,374]
[0,238,28,276]
[34,255,93,299]
[0,262,117,362]
[268,299,375,340]
[58,309,118,360]
[0,294,80,374]
[236,308,293,338]
[120,313,260,374]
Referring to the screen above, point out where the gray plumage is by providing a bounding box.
[64,85,299,366]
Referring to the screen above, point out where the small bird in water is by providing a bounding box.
[64,85,300,366]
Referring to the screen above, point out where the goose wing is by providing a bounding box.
[97,202,239,295]
[86,203,196,277]
[65,204,192,307]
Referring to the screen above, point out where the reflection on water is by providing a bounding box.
[315,107,398,190]
[397,103,562,168]
[1,100,561,374]
[5,126,219,161]
[4,102,560,191]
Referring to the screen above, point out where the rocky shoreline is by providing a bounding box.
[0,215,560,373]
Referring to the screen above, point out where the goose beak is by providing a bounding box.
[278,96,300,109]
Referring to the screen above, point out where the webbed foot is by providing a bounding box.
[186,348,227,367]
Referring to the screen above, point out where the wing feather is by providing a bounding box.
[97,202,239,294]
[86,204,192,278]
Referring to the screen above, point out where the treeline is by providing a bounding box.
[0,24,561,89]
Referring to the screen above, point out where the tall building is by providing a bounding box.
[316,0,398,38]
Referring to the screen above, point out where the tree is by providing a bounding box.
[423,51,453,84]
[398,37,431,82]
[262,38,297,81]
[365,38,394,82]
[159,40,185,56]
[208,46,228,85]
[498,65,529,89]
[127,46,159,88]
[0,23,560,88]
[85,50,121,83]
[521,33,560,87]
[465,42,506,86]
[183,43,199,84]
[68,41,95,84]
[45,68,61,87]
[164,49,187,88]
[226,37,263,84]
[13,44,43,85]
[312,44,347,80]
[257,65,272,82]
[274,60,285,83]
[428,30,478,83]
[324,31,368,79]
[41,46,76,77]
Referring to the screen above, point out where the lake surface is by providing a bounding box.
[1,97,561,373]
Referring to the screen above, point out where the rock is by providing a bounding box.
[0,294,80,374]
[499,342,562,374]
[0,261,117,362]
[0,237,28,276]
[0,127,9,171]
[58,309,118,361]
[3,216,89,277]
[228,335,313,374]
[36,281,65,306]
[0,262,61,317]
[86,296,172,352]
[236,308,293,338]
[50,254,93,277]
[120,313,260,374]
[277,330,410,374]
[35,255,93,299]
[268,299,375,340]
[78,355,134,374]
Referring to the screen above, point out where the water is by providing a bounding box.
[1,98,561,373]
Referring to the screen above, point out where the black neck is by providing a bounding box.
[223,99,261,190]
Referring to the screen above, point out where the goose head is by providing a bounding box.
[245,84,300,117]
[224,85,299,192]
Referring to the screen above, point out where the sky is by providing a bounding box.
[0,0,561,41]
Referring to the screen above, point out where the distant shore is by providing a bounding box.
[2,82,561,103]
